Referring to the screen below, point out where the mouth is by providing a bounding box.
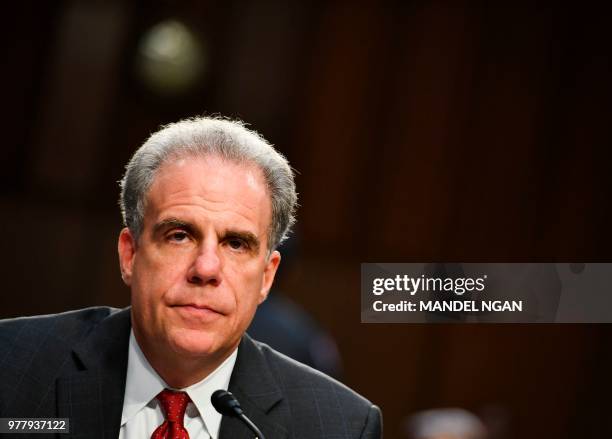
[172,304,224,321]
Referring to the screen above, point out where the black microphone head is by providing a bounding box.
[211,389,244,417]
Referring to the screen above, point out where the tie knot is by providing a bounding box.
[156,389,191,424]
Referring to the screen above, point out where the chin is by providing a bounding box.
[167,327,224,358]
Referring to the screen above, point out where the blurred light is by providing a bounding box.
[136,19,207,96]
[405,408,487,439]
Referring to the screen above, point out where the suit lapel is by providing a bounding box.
[56,308,131,439]
[219,335,289,439]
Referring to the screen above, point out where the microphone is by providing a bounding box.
[211,389,266,439]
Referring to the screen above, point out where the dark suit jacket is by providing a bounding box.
[0,307,382,438]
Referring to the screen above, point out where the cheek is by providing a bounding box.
[134,250,189,297]
[224,262,266,312]
[129,278,157,321]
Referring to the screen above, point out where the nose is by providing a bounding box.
[187,243,222,286]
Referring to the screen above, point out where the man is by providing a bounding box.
[0,117,382,438]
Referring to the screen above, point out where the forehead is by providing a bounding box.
[144,154,272,235]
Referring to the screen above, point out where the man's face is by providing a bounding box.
[118,155,280,363]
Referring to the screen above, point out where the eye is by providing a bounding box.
[227,238,247,251]
[167,230,189,243]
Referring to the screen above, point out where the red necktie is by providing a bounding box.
[151,389,191,439]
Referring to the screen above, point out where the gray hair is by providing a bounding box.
[119,116,297,251]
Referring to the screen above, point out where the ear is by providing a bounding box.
[118,228,137,286]
[259,250,281,304]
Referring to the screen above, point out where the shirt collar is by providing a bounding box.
[121,329,238,438]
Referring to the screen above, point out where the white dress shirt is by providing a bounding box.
[119,330,237,439]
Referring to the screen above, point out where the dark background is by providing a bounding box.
[2,1,612,438]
